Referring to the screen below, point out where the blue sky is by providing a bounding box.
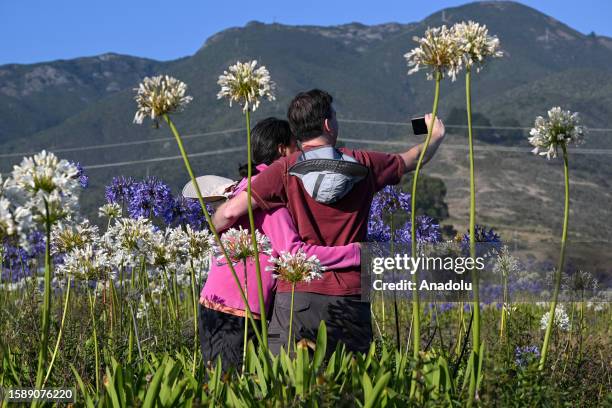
[1,0,610,65]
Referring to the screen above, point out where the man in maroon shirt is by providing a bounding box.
[213,89,446,354]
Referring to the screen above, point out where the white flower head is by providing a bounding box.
[529,107,586,159]
[51,219,100,254]
[217,60,276,112]
[102,217,156,268]
[404,25,463,81]
[266,249,325,284]
[492,246,521,278]
[133,75,193,125]
[540,305,570,331]
[216,226,271,264]
[0,197,16,239]
[4,150,80,226]
[98,202,122,220]
[56,244,112,281]
[452,21,503,72]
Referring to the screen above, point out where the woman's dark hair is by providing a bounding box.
[287,89,333,142]
[238,117,292,177]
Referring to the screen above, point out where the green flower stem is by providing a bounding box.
[409,70,441,399]
[189,260,198,374]
[163,114,263,347]
[245,109,269,346]
[288,283,296,353]
[43,277,71,386]
[35,200,52,389]
[539,144,570,370]
[88,289,100,394]
[242,260,249,375]
[391,214,401,351]
[466,67,481,406]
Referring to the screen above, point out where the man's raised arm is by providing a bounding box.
[399,113,446,173]
[212,191,258,231]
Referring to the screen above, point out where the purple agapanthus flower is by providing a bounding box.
[367,186,412,242]
[396,215,443,244]
[71,161,89,188]
[515,345,540,367]
[462,225,501,244]
[105,176,136,204]
[163,196,207,230]
[128,177,172,219]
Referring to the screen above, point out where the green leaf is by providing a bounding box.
[364,372,391,408]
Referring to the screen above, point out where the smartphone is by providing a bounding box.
[411,116,428,135]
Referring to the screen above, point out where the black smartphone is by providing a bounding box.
[411,116,428,135]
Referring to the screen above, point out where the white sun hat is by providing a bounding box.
[182,175,237,202]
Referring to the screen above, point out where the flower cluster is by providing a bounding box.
[540,305,570,331]
[367,186,442,244]
[514,345,540,367]
[405,21,502,80]
[528,107,586,159]
[267,250,324,284]
[133,75,193,125]
[404,25,463,81]
[104,176,208,230]
[216,226,271,264]
[492,246,521,278]
[2,151,85,243]
[51,219,100,255]
[452,21,503,72]
[217,60,275,112]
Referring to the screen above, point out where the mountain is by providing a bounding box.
[1,1,611,243]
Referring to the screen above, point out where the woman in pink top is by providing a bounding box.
[198,118,360,371]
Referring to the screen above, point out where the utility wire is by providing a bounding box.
[0,128,244,159]
[84,146,246,170]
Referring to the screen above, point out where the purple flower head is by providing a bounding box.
[27,230,46,258]
[462,225,501,244]
[397,215,443,244]
[367,186,412,242]
[71,161,89,188]
[128,177,172,219]
[105,176,136,204]
[2,240,32,282]
[163,196,208,230]
[515,345,540,367]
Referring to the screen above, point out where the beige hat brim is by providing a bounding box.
[182,175,236,202]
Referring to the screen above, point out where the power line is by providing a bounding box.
[339,137,612,155]
[0,128,245,159]
[338,118,612,132]
[84,146,247,170]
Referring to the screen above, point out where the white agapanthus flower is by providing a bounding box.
[217,60,276,112]
[492,246,521,278]
[133,75,193,125]
[98,202,122,220]
[528,107,586,159]
[150,227,189,273]
[3,150,80,225]
[56,244,112,281]
[102,217,156,268]
[540,305,570,331]
[266,249,325,284]
[51,219,100,255]
[452,21,503,72]
[216,226,271,264]
[404,25,463,81]
[0,197,16,238]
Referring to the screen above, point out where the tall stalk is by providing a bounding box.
[539,144,570,370]
[409,70,441,398]
[466,67,481,405]
[242,259,249,374]
[35,200,52,389]
[245,109,268,346]
[43,277,71,385]
[163,114,263,346]
[287,283,296,353]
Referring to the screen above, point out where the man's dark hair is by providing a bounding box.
[238,117,292,177]
[287,89,333,142]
